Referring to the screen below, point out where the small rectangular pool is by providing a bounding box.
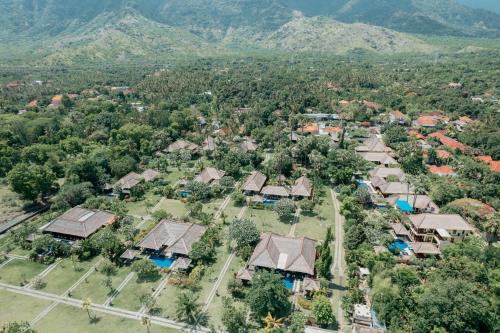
[388,239,409,253]
[283,276,294,290]
[150,255,175,268]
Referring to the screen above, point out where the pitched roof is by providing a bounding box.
[240,137,258,152]
[248,233,317,275]
[243,171,267,192]
[261,185,290,197]
[408,214,473,231]
[114,169,160,190]
[415,116,439,127]
[387,195,438,211]
[459,116,474,123]
[490,161,500,172]
[390,223,411,237]
[358,152,398,165]
[194,167,225,184]
[408,130,425,140]
[141,169,160,182]
[355,136,392,153]
[368,167,405,180]
[377,181,414,195]
[436,149,451,159]
[167,140,200,153]
[138,220,207,255]
[299,123,319,134]
[291,176,313,197]
[302,277,321,291]
[476,155,493,163]
[410,242,441,255]
[363,100,382,110]
[202,136,216,151]
[120,249,139,260]
[43,207,116,238]
[428,165,455,176]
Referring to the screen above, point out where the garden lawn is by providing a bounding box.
[164,168,184,184]
[203,198,225,216]
[206,255,245,328]
[153,198,187,219]
[34,304,181,333]
[0,259,47,286]
[41,256,101,295]
[155,282,182,319]
[243,207,290,235]
[197,245,231,307]
[222,200,245,220]
[111,274,164,311]
[125,192,161,217]
[295,190,335,240]
[0,290,51,323]
[71,265,132,304]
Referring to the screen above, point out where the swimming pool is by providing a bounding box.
[263,200,276,206]
[395,199,413,213]
[388,239,409,253]
[150,255,175,268]
[178,190,192,198]
[283,276,294,290]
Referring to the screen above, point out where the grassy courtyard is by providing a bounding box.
[0,290,51,323]
[295,188,335,240]
[0,259,47,286]
[153,198,187,219]
[243,207,291,235]
[111,274,164,311]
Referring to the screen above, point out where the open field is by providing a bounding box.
[154,198,187,219]
[33,304,182,333]
[243,207,290,235]
[0,259,47,286]
[0,290,51,323]
[41,257,101,295]
[295,189,335,240]
[111,275,164,311]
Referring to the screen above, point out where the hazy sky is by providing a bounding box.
[456,0,500,14]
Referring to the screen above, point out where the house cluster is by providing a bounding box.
[242,171,313,204]
[111,169,160,195]
[356,134,476,258]
[298,120,343,144]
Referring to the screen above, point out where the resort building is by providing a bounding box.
[260,185,290,200]
[238,233,317,281]
[242,171,267,195]
[114,169,160,194]
[166,140,200,153]
[138,220,206,256]
[194,167,225,185]
[368,167,405,181]
[387,194,439,214]
[41,207,116,240]
[202,136,217,152]
[240,137,258,152]
[291,176,313,199]
[371,177,414,196]
[358,152,398,166]
[355,136,393,153]
[407,214,474,249]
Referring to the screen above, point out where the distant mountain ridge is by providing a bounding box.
[0,0,498,64]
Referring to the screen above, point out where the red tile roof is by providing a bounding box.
[428,165,455,176]
[416,116,439,127]
[436,149,451,159]
[391,111,405,118]
[439,136,468,152]
[476,155,493,163]
[323,127,342,133]
[459,116,474,123]
[490,161,500,173]
[299,123,319,134]
[408,130,425,140]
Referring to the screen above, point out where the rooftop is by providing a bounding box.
[42,207,116,238]
[409,214,473,232]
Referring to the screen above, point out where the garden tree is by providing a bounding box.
[327,149,366,185]
[413,278,494,333]
[59,136,84,156]
[29,235,71,263]
[0,142,20,177]
[228,218,260,253]
[214,148,247,178]
[175,291,203,325]
[109,155,136,178]
[185,181,211,201]
[187,201,203,219]
[51,182,94,211]
[397,142,424,175]
[341,287,365,317]
[219,176,235,193]
[231,191,246,206]
[131,259,160,281]
[309,150,329,180]
[300,199,315,212]
[83,197,128,217]
[141,316,152,333]
[269,148,293,177]
[66,158,108,191]
[93,229,125,262]
[311,294,335,328]
[7,163,56,201]
[102,276,113,293]
[245,271,291,320]
[427,148,439,165]
[0,321,37,333]
[221,297,247,333]
[287,312,307,333]
[81,298,94,321]
[354,187,371,206]
[429,179,463,206]
[316,233,333,279]
[383,124,408,147]
[273,199,296,223]
[112,123,154,159]
[263,313,284,330]
[483,213,499,244]
[140,294,157,314]
[344,224,367,251]
[189,239,216,264]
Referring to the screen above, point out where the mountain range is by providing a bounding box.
[0,0,499,65]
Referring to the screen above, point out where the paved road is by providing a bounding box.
[330,188,347,331]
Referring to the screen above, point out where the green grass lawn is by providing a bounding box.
[197,245,231,307]
[206,255,245,329]
[295,190,335,241]
[0,259,47,286]
[4,246,31,257]
[0,290,51,323]
[222,200,245,220]
[125,192,161,217]
[71,265,132,304]
[164,168,184,184]
[111,274,164,311]
[154,198,187,219]
[203,198,225,216]
[244,207,291,235]
[155,282,182,320]
[33,304,181,333]
[41,256,101,295]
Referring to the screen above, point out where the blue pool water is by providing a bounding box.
[283,276,294,290]
[263,200,275,206]
[356,179,369,189]
[150,255,175,268]
[395,199,413,212]
[388,239,409,253]
[178,190,192,198]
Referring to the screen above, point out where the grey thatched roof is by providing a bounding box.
[243,171,267,193]
[387,195,439,212]
[369,167,405,180]
[240,137,258,152]
[138,220,207,255]
[43,207,116,238]
[236,267,255,281]
[114,169,160,191]
[390,223,411,237]
[302,277,321,291]
[291,176,313,197]
[120,249,139,260]
[355,136,393,153]
[358,152,398,165]
[261,186,290,197]
[409,214,473,232]
[248,233,317,275]
[167,140,200,153]
[194,167,225,184]
[202,136,217,151]
[410,242,441,255]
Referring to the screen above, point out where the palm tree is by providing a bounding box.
[141,316,152,333]
[81,298,93,320]
[263,312,284,331]
[175,291,202,325]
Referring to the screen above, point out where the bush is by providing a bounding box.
[300,199,315,212]
[232,192,246,207]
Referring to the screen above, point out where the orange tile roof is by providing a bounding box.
[428,165,455,175]
[408,130,425,140]
[363,100,382,110]
[391,111,405,118]
[436,149,451,159]
[476,155,493,163]
[28,100,38,108]
[490,161,500,173]
[299,123,319,134]
[459,116,474,123]
[428,131,446,139]
[323,127,342,133]
[416,116,439,127]
[439,136,468,152]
